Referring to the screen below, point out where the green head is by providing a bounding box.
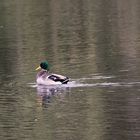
[36,61,50,71]
[40,61,50,70]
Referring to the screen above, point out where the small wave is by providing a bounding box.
[28,83,37,88]
[71,75,115,82]
[64,81,140,88]
[28,81,140,89]
[61,81,120,88]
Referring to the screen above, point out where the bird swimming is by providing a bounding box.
[36,61,69,85]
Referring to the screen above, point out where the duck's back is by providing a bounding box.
[48,74,69,84]
[36,70,69,85]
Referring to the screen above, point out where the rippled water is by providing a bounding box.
[0,0,140,140]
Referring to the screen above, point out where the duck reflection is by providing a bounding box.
[36,85,69,107]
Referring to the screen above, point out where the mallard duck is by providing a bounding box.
[36,61,69,85]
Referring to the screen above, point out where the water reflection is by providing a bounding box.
[37,85,70,108]
[102,88,140,140]
[94,0,140,79]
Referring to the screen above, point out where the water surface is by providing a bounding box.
[0,0,140,140]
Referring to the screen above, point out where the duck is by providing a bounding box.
[36,61,69,85]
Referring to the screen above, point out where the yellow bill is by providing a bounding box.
[35,66,41,70]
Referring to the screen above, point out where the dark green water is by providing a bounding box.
[0,0,140,140]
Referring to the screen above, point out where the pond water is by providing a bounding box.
[0,0,140,140]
